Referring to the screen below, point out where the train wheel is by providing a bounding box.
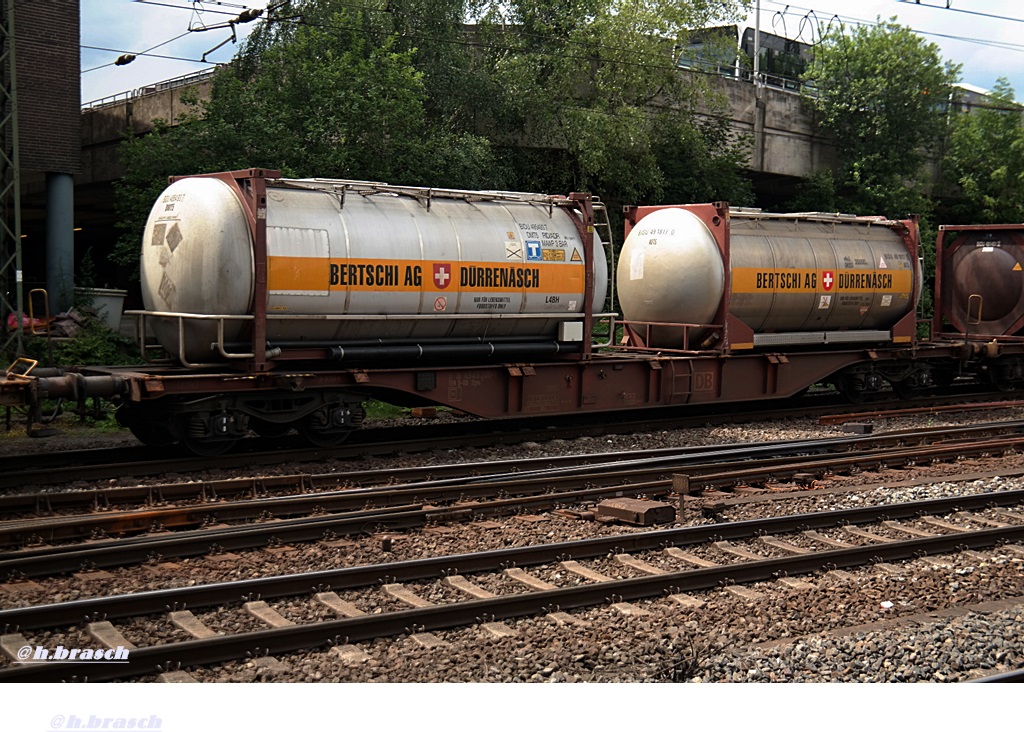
[176,414,238,456]
[297,419,353,448]
[991,358,1024,392]
[117,406,176,447]
[933,369,956,388]
[128,419,176,447]
[183,436,237,456]
[837,376,868,403]
[250,418,292,438]
[297,403,363,447]
[993,378,1019,393]
[894,381,922,399]
[179,431,238,456]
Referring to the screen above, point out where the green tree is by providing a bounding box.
[944,78,1024,223]
[803,17,960,218]
[114,1,501,269]
[784,170,839,213]
[115,0,755,273]
[470,0,753,206]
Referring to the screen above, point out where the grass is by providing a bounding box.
[3,314,446,435]
[364,399,408,420]
[0,398,122,435]
[1,312,137,436]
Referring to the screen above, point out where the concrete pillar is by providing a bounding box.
[45,172,75,313]
[753,93,766,172]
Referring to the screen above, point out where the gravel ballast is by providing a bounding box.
[2,409,1023,683]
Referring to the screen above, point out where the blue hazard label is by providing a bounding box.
[526,240,542,261]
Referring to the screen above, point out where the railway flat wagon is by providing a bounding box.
[5,173,1024,454]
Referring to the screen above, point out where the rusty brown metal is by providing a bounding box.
[819,399,1024,425]
[167,168,280,371]
[566,192,596,358]
[935,224,1024,338]
[596,498,675,525]
[20,338,987,419]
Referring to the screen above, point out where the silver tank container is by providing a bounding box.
[617,207,918,348]
[141,177,608,362]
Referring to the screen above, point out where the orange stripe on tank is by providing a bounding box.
[268,257,586,294]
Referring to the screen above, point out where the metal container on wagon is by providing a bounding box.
[140,175,608,364]
[617,205,920,349]
[935,224,1024,337]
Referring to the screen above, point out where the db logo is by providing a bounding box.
[822,271,834,291]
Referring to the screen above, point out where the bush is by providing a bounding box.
[21,316,140,368]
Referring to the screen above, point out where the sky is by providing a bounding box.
[80,0,1024,105]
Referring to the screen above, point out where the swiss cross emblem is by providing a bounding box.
[822,271,834,291]
[433,263,452,289]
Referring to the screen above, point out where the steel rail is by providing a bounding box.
[4,419,1020,517]
[0,435,908,535]
[2,523,1023,682]
[3,430,844,512]
[971,668,1024,683]
[0,391,1014,489]
[0,420,523,489]
[1,430,1022,550]
[2,489,1022,631]
[819,399,1024,425]
[3,440,1024,577]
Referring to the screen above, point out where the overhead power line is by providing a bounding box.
[761,0,1024,53]
[896,0,1024,25]
[82,31,199,73]
[82,44,217,72]
[131,0,239,17]
[84,0,1023,101]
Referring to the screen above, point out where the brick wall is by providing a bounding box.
[15,0,80,174]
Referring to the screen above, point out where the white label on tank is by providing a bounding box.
[568,300,577,311]
[630,249,645,280]
[878,256,887,269]
[881,294,892,307]
[818,295,831,309]
[983,246,995,252]
[505,241,522,259]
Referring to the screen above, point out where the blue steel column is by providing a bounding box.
[45,171,74,313]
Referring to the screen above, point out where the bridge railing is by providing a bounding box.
[82,68,220,112]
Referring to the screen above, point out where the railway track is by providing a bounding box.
[5,419,1023,517]
[3,423,1024,576]
[1,390,1016,489]
[2,492,1022,682]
